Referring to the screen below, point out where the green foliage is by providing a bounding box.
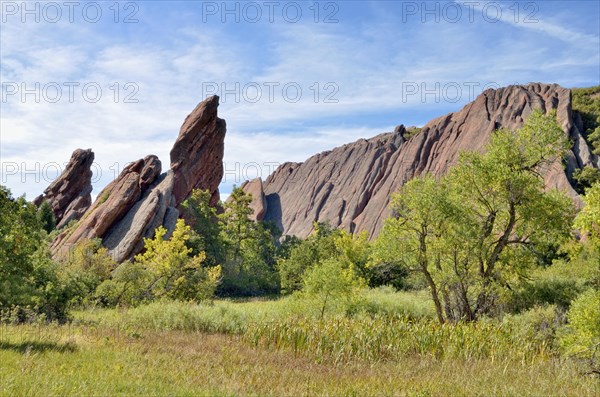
[36,200,56,233]
[217,187,279,296]
[576,182,600,246]
[507,243,599,313]
[0,187,44,307]
[572,86,600,155]
[302,257,364,319]
[97,190,110,205]
[136,219,221,302]
[245,312,558,364]
[277,222,340,294]
[0,186,80,321]
[180,189,224,267]
[94,261,152,306]
[61,239,116,306]
[573,166,600,192]
[560,289,600,362]
[404,126,422,140]
[95,219,221,306]
[377,110,575,323]
[182,187,282,297]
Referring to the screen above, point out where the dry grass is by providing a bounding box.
[1,324,598,397]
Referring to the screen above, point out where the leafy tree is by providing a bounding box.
[575,182,600,245]
[37,200,56,233]
[0,186,46,308]
[277,222,340,294]
[560,289,600,367]
[572,86,600,155]
[574,182,600,292]
[573,166,600,193]
[217,187,279,296]
[180,189,224,267]
[134,219,221,301]
[334,230,371,280]
[302,257,364,319]
[61,238,116,306]
[375,175,453,323]
[0,186,74,321]
[94,261,152,307]
[377,110,575,323]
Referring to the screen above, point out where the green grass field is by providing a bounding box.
[1,290,598,396]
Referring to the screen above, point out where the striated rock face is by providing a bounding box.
[51,96,226,262]
[262,83,598,238]
[171,95,226,207]
[34,148,94,229]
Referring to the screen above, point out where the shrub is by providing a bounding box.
[560,289,600,360]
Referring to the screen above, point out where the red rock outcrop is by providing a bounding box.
[51,96,226,262]
[262,83,598,238]
[34,148,94,229]
[171,95,226,207]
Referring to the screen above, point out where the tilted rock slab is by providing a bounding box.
[34,148,94,229]
[171,95,226,207]
[51,95,226,262]
[261,83,598,239]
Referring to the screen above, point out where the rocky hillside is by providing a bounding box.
[50,95,226,262]
[254,83,598,238]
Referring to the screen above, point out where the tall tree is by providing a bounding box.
[376,110,575,322]
[0,186,45,308]
[218,186,279,296]
[180,189,224,267]
[37,200,56,234]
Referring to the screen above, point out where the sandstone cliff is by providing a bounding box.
[260,83,598,238]
[51,96,226,262]
[34,148,94,229]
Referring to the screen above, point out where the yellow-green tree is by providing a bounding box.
[575,182,600,245]
[134,219,221,302]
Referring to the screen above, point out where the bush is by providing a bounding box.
[277,222,339,294]
[95,220,221,306]
[61,239,116,306]
[560,289,600,360]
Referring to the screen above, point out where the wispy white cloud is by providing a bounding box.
[1,1,598,201]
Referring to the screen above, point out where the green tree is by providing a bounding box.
[277,222,339,294]
[37,200,56,234]
[180,189,224,267]
[0,186,74,321]
[575,182,600,245]
[302,257,364,319]
[560,289,600,364]
[572,86,600,155]
[134,219,221,301]
[94,261,152,306]
[0,186,45,308]
[218,187,279,296]
[377,110,575,323]
[573,166,600,193]
[375,175,453,323]
[62,238,116,306]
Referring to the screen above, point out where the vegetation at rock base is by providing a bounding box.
[1,109,599,396]
[572,86,600,155]
[375,110,575,323]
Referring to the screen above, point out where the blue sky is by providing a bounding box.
[1,0,599,201]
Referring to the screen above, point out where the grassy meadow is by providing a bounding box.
[1,289,598,397]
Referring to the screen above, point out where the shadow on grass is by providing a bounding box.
[0,340,77,354]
